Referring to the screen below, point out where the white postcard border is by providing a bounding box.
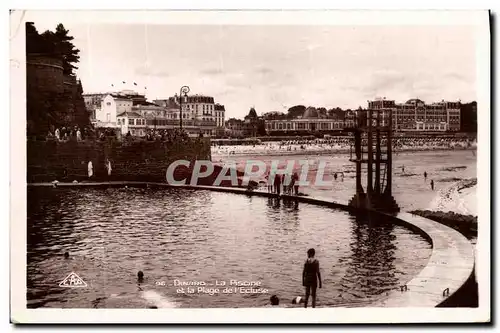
[9,9,491,324]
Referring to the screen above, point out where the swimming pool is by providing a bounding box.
[27,187,432,308]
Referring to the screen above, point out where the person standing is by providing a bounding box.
[88,161,93,179]
[105,159,112,177]
[265,172,272,193]
[274,173,282,195]
[282,173,288,194]
[302,248,322,308]
[430,179,434,191]
[292,172,299,196]
[424,171,427,182]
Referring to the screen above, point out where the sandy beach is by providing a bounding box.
[211,139,477,158]
[428,178,477,216]
[213,149,477,216]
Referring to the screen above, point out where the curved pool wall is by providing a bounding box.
[27,181,475,307]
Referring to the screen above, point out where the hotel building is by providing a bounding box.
[91,90,225,137]
[368,98,461,132]
[265,107,355,135]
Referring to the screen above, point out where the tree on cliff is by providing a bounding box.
[74,79,91,128]
[41,23,80,75]
[26,22,52,54]
[26,22,87,136]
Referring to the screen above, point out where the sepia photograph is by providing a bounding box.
[9,9,491,324]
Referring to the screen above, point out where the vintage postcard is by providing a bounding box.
[10,9,490,324]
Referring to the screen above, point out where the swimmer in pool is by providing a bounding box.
[270,295,279,306]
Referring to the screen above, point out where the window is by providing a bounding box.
[129,119,134,125]
[106,113,111,122]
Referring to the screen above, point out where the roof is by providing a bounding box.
[110,94,133,101]
[116,111,143,118]
[133,100,161,107]
[153,99,180,108]
[406,98,425,105]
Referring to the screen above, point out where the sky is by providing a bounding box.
[20,11,479,119]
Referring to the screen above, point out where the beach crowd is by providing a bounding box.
[42,126,194,144]
[213,136,476,156]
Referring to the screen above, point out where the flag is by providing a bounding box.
[122,81,126,84]
[133,82,137,86]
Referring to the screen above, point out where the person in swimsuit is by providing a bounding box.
[274,173,282,195]
[265,172,273,193]
[292,172,299,196]
[302,248,322,308]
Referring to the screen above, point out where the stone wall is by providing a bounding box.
[26,54,64,94]
[27,139,213,183]
[26,54,90,136]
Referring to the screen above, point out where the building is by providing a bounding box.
[225,118,245,137]
[89,90,146,127]
[368,98,461,132]
[117,111,146,136]
[214,104,226,136]
[95,94,133,127]
[154,94,225,137]
[83,93,108,120]
[89,90,225,137]
[265,107,352,135]
[460,101,477,132]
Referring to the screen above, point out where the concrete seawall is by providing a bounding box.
[27,181,475,308]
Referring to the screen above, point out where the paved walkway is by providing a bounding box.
[28,181,475,307]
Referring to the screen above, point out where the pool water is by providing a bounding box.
[27,187,432,308]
